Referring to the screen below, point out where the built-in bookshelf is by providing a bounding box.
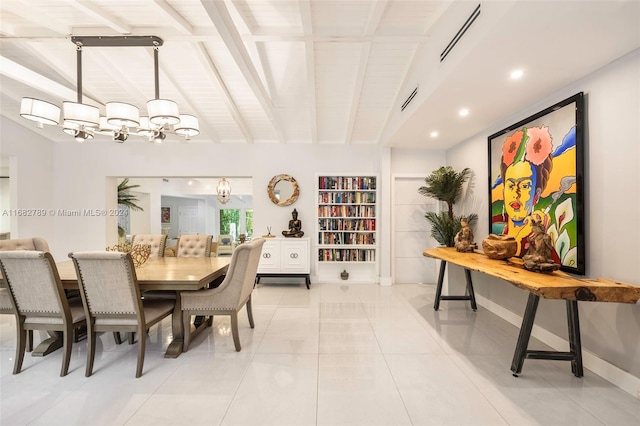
[316,174,378,282]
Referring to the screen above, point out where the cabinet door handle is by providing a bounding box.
[290,253,298,259]
[263,253,271,258]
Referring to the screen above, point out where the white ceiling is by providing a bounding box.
[1,1,638,149]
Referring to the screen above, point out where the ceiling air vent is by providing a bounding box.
[440,3,481,62]
[401,86,418,112]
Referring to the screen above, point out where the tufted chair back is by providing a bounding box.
[176,235,213,258]
[0,238,52,314]
[131,234,167,257]
[0,237,50,252]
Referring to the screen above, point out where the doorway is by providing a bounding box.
[392,175,439,284]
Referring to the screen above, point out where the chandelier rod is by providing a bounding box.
[153,44,160,100]
[76,43,83,103]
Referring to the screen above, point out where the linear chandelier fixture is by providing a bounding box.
[19,35,199,143]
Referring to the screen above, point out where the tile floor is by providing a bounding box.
[1,282,639,425]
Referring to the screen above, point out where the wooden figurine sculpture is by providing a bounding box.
[282,208,304,237]
[523,219,560,273]
[454,217,477,252]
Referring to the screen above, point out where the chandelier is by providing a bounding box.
[217,178,231,204]
[19,35,199,143]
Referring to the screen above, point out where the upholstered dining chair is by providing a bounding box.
[0,237,54,351]
[180,238,265,352]
[69,251,175,378]
[176,235,213,257]
[0,251,86,376]
[131,234,167,257]
[216,234,235,256]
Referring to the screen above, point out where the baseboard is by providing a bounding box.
[475,294,640,401]
[379,276,392,286]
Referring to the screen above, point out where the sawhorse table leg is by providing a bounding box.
[433,260,477,311]
[511,293,583,377]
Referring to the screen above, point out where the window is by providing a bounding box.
[245,209,253,238]
[220,208,253,241]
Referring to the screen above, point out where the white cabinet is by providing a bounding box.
[257,238,311,288]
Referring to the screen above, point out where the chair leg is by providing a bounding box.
[136,326,146,378]
[13,320,26,375]
[60,325,72,377]
[26,330,33,352]
[86,330,97,377]
[246,296,255,329]
[231,312,241,352]
[182,311,192,352]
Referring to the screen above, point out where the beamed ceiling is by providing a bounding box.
[0,1,638,149]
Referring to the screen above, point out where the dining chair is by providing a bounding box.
[69,251,175,378]
[131,234,167,257]
[180,238,265,352]
[176,235,213,257]
[1,237,54,351]
[0,251,86,376]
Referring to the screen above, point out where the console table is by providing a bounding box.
[256,238,311,289]
[423,247,640,377]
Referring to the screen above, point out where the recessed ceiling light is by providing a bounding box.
[430,131,438,138]
[459,108,469,117]
[510,69,524,79]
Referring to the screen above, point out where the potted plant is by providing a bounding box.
[117,178,143,241]
[419,166,477,247]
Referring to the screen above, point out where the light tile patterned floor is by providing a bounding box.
[1,282,639,425]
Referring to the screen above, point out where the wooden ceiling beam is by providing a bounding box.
[66,1,132,34]
[345,0,388,144]
[200,0,285,143]
[196,42,253,143]
[298,0,317,144]
[153,0,193,35]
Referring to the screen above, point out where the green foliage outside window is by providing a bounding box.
[246,209,253,237]
[220,209,240,235]
[219,209,253,239]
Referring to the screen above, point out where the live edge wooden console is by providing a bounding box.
[422,247,640,378]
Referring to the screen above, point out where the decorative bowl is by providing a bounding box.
[482,234,517,259]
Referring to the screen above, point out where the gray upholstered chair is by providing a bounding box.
[69,251,175,378]
[176,235,213,257]
[0,237,50,252]
[216,234,235,256]
[0,251,86,376]
[131,234,167,257]
[181,238,265,352]
[0,237,53,350]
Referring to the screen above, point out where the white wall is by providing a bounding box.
[0,177,9,233]
[446,50,640,381]
[0,117,55,241]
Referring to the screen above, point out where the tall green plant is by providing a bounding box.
[419,167,476,247]
[117,178,143,238]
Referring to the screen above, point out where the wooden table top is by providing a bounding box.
[423,247,640,304]
[56,256,231,291]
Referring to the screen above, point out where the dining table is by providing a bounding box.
[7,256,231,358]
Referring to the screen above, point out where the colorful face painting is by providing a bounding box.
[488,93,585,274]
